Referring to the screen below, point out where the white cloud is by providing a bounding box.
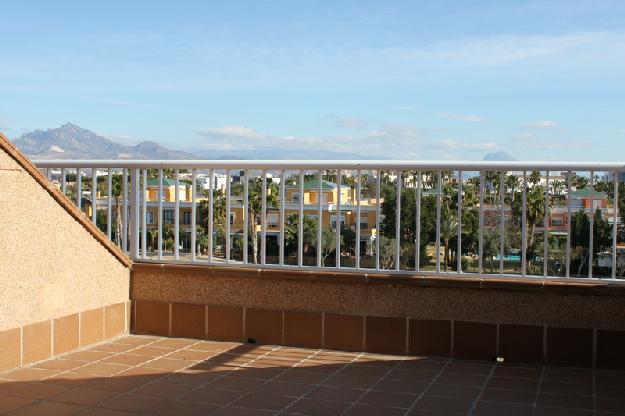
[196,125,264,140]
[617,129,625,134]
[526,120,558,129]
[48,145,65,153]
[438,113,486,123]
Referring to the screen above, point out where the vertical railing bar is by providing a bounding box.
[375,170,381,271]
[478,171,484,274]
[544,171,550,277]
[244,170,249,265]
[589,171,595,278]
[76,168,82,210]
[225,170,231,264]
[457,170,462,274]
[416,171,421,272]
[208,169,214,263]
[107,168,112,240]
[612,172,619,279]
[435,171,442,273]
[395,171,402,271]
[336,169,342,268]
[174,169,180,261]
[123,168,128,251]
[130,169,140,259]
[316,170,323,268]
[566,171,572,278]
[261,170,267,265]
[91,168,97,224]
[61,168,66,194]
[141,169,147,259]
[356,170,362,269]
[280,170,286,266]
[191,169,197,262]
[499,171,505,276]
[158,168,163,261]
[522,171,528,277]
[298,170,304,267]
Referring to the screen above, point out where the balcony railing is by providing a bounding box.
[34,160,625,280]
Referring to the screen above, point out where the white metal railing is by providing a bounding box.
[34,160,625,281]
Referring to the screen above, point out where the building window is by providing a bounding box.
[330,215,345,229]
[292,192,300,203]
[146,211,155,225]
[267,213,279,227]
[230,212,236,225]
[183,211,191,225]
[164,209,174,224]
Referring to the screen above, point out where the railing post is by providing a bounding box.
[129,168,141,260]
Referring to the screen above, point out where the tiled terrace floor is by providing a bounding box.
[0,336,624,416]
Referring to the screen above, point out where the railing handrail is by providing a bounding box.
[33,159,625,171]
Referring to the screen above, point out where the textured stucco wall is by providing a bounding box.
[0,150,130,330]
[131,265,625,330]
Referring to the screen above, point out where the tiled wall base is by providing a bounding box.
[132,300,625,369]
[0,301,130,373]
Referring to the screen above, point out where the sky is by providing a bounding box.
[1,0,625,160]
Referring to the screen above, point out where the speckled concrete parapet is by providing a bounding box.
[0,142,130,330]
[131,264,625,331]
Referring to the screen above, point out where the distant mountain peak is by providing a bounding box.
[13,123,197,160]
[482,151,516,161]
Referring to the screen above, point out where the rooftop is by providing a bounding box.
[1,335,623,416]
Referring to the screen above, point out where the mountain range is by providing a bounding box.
[11,123,516,161]
[13,123,197,160]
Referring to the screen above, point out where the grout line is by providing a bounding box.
[339,354,407,415]
[530,365,546,416]
[467,361,496,415]
[277,349,365,415]
[402,358,452,415]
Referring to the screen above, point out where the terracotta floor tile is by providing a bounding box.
[536,393,594,411]
[0,381,28,395]
[72,362,128,376]
[0,395,34,414]
[99,393,167,413]
[491,365,542,380]
[322,374,378,389]
[486,376,540,392]
[336,364,392,378]
[114,336,161,346]
[8,400,85,416]
[480,388,536,404]
[212,407,274,416]
[62,350,114,362]
[425,383,482,399]
[2,368,59,381]
[343,404,407,416]
[87,343,136,354]
[152,338,199,349]
[207,376,264,392]
[228,367,282,380]
[141,357,193,371]
[8,382,69,400]
[275,369,329,384]
[472,401,533,416]
[359,390,417,408]
[152,400,221,416]
[373,379,429,395]
[286,398,351,416]
[45,372,98,387]
[231,391,295,411]
[88,376,153,393]
[413,394,474,414]
[306,386,363,402]
[50,387,119,406]
[159,370,224,386]
[31,359,85,371]
[533,406,593,416]
[445,361,493,375]
[187,341,240,352]
[165,349,217,361]
[255,381,311,397]
[129,346,175,357]
[100,354,153,366]
[132,381,194,399]
[435,372,488,386]
[75,407,136,415]
[180,387,244,405]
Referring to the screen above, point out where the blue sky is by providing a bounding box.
[1,0,624,160]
